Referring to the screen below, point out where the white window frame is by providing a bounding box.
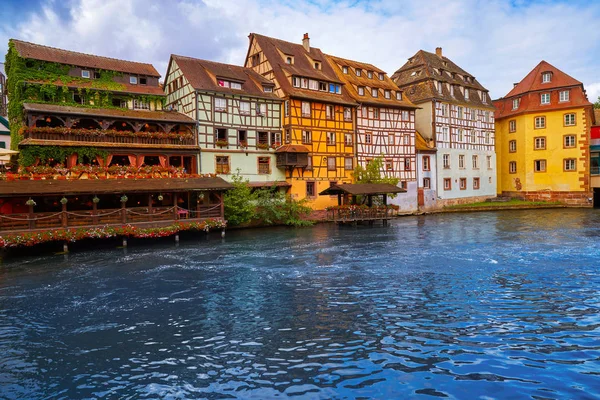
[509,161,517,173]
[443,154,450,169]
[130,76,138,85]
[564,158,576,171]
[239,101,251,115]
[326,132,336,146]
[512,98,520,110]
[301,102,311,117]
[564,113,576,126]
[541,93,550,105]
[559,90,569,102]
[81,70,90,79]
[535,116,546,129]
[459,154,465,169]
[372,88,378,97]
[215,97,227,112]
[564,135,576,148]
[542,72,551,83]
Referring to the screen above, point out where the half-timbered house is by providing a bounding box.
[325,54,419,211]
[244,33,357,209]
[392,47,496,207]
[164,55,286,187]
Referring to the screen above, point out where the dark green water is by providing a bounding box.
[1,209,599,399]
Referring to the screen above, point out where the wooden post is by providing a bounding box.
[61,202,68,228]
[148,194,153,222]
[173,193,179,220]
[121,201,127,224]
[92,201,98,225]
[63,242,69,253]
[219,192,224,219]
[175,233,180,243]
[337,193,341,206]
[28,205,35,230]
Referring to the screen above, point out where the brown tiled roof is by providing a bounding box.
[391,49,494,110]
[0,177,233,196]
[169,55,280,100]
[248,181,291,188]
[319,183,406,196]
[249,33,356,106]
[325,54,418,109]
[493,61,592,119]
[275,144,310,153]
[23,103,195,124]
[25,78,165,96]
[415,130,436,152]
[11,39,160,77]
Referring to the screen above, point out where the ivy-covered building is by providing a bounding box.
[0,62,7,117]
[0,40,232,236]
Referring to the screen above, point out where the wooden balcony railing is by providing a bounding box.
[326,207,395,222]
[24,130,195,146]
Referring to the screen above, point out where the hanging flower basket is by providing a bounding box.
[26,198,37,207]
[60,197,68,205]
[120,195,128,203]
[215,140,229,147]
[157,195,164,201]
[92,196,100,204]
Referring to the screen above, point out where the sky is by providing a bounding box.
[0,0,599,101]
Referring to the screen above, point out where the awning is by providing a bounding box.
[319,183,406,196]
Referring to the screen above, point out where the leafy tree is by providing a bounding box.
[352,156,401,201]
[594,96,600,109]
[223,170,256,226]
[254,187,313,227]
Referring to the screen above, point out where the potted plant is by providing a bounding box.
[256,143,269,150]
[215,139,229,148]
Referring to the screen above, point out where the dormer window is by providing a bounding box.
[314,62,321,70]
[356,69,362,77]
[140,77,147,85]
[512,98,520,110]
[464,89,469,100]
[263,86,273,93]
[542,72,552,83]
[541,93,550,104]
[378,73,384,81]
[482,92,487,104]
[367,70,373,79]
[130,76,138,85]
[450,85,455,97]
[231,82,241,90]
[372,88,378,97]
[342,66,348,74]
[396,91,402,100]
[358,86,365,96]
[384,89,391,99]
[437,81,442,93]
[286,56,293,64]
[559,90,569,102]
[81,70,90,79]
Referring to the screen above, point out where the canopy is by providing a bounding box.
[0,148,19,156]
[319,183,406,196]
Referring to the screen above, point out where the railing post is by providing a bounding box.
[28,205,35,230]
[219,193,224,219]
[148,194,153,222]
[173,193,179,221]
[92,202,98,225]
[62,203,67,228]
[121,202,127,223]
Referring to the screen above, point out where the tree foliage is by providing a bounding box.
[594,96,600,109]
[223,171,257,226]
[18,145,108,167]
[352,156,401,200]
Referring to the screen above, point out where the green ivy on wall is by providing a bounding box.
[19,145,108,167]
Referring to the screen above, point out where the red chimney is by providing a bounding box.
[302,33,310,52]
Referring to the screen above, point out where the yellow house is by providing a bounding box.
[244,33,357,209]
[494,61,594,205]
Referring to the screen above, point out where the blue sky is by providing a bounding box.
[1,0,599,101]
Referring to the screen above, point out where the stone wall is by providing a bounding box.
[501,191,593,206]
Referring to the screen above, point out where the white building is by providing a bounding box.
[392,47,496,208]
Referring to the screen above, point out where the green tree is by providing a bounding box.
[353,156,400,186]
[254,187,313,227]
[594,96,600,109]
[223,170,256,226]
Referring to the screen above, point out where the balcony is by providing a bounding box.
[275,145,310,168]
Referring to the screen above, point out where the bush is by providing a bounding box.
[223,171,256,226]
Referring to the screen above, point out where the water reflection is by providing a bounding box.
[1,209,599,399]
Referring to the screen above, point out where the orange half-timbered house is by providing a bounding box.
[245,33,357,209]
[325,54,419,211]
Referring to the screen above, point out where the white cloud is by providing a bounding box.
[1,0,599,101]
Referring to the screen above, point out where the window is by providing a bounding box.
[440,104,448,116]
[238,130,247,145]
[542,72,552,83]
[257,131,269,146]
[140,77,147,85]
[358,86,365,96]
[564,135,576,148]
[81,70,90,78]
[342,66,348,74]
[373,108,380,119]
[471,130,477,143]
[284,100,289,116]
[471,109,476,120]
[460,178,467,190]
[403,135,410,145]
[485,132,491,144]
[216,156,230,174]
[258,157,270,174]
[444,178,452,190]
[423,178,431,189]
[402,110,410,120]
[301,102,311,117]
[482,92,488,104]
[215,97,227,112]
[256,103,267,116]
[306,156,313,170]
[251,53,260,67]
[386,159,394,171]
[384,90,391,99]
[559,90,570,102]
[564,113,576,126]
[472,155,479,169]
[292,77,300,88]
[534,116,546,129]
[286,56,293,65]
[218,79,230,88]
[239,101,250,114]
[509,120,516,132]
[326,105,334,119]
[404,158,411,171]
[464,89,469,100]
[484,111,490,123]
[388,134,395,146]
[487,155,492,169]
[367,70,373,79]
[534,159,546,172]
[314,62,321,70]
[130,76,138,84]
[437,81,442,93]
[443,154,450,169]
[285,128,291,144]
[229,81,241,89]
[541,93,550,105]
[534,137,546,150]
[327,132,336,146]
[450,85,455,97]
[309,80,319,90]
[301,78,308,89]
[509,140,517,153]
[365,133,372,144]
[133,99,150,110]
[319,82,327,91]
[356,69,362,77]
[473,177,480,190]
[302,130,312,144]
[327,157,336,171]
[372,88,378,97]
[306,181,316,197]
[512,98,520,110]
[423,156,430,171]
[344,107,352,121]
[344,157,353,170]
[564,158,576,171]
[459,154,465,169]
[457,106,464,119]
[271,132,281,147]
[396,91,402,100]
[215,128,227,142]
[509,161,517,174]
[345,133,353,146]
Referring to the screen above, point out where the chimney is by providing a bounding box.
[435,47,442,58]
[302,33,310,52]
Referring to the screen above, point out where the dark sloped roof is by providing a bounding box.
[170,55,280,100]
[249,33,357,106]
[248,181,291,188]
[319,183,406,196]
[0,177,233,196]
[506,60,583,97]
[11,39,160,77]
[275,144,310,153]
[24,78,165,96]
[392,49,494,110]
[415,130,436,152]
[325,54,418,109]
[23,103,195,124]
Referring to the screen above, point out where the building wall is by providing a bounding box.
[416,152,437,210]
[496,107,589,195]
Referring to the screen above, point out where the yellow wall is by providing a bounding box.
[496,107,587,193]
[285,99,355,209]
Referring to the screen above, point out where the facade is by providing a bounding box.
[244,33,357,209]
[0,39,230,235]
[415,130,437,210]
[164,55,286,187]
[591,109,600,207]
[392,48,496,208]
[494,61,593,205]
[325,54,419,211]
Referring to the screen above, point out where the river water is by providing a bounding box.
[1,209,599,399]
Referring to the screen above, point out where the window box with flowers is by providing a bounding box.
[215,139,229,148]
[256,143,270,150]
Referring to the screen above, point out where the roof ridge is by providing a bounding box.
[251,33,323,53]
[11,39,155,68]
